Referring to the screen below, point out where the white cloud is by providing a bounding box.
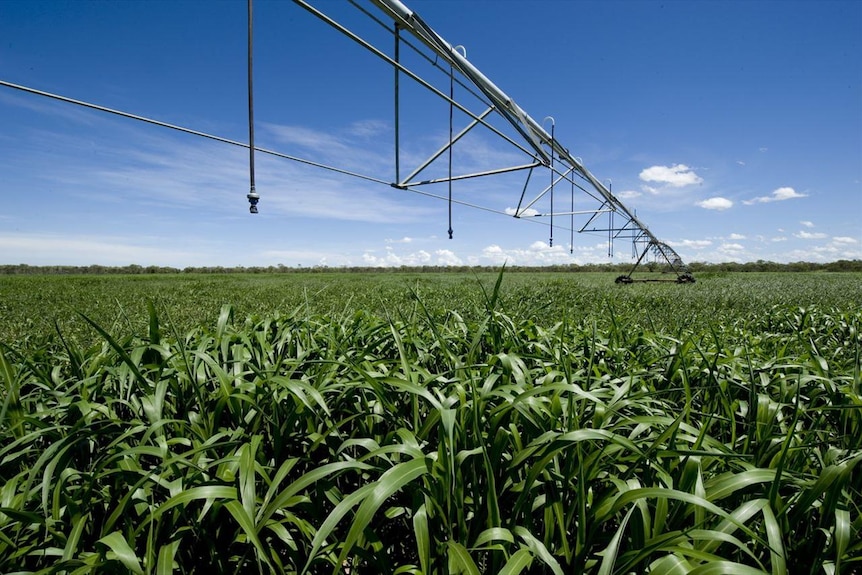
[386,237,413,244]
[669,239,713,248]
[639,164,703,187]
[795,231,828,239]
[697,197,733,211]
[771,236,788,242]
[360,248,463,267]
[743,187,807,204]
[727,233,746,240]
[505,207,540,217]
[773,187,806,200]
[800,220,815,228]
[833,236,858,244]
[476,241,606,266]
[435,249,463,266]
[362,249,426,267]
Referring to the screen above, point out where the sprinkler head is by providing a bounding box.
[247,189,260,214]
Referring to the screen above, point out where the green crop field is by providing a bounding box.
[1,271,860,574]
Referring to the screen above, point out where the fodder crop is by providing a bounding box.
[1,272,860,573]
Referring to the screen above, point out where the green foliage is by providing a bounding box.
[0,272,860,573]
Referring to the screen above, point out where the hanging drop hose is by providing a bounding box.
[246,0,259,213]
[549,125,553,247]
[447,60,454,239]
[570,175,574,254]
[544,116,555,247]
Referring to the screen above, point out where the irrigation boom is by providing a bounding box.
[354,0,694,282]
[0,0,694,281]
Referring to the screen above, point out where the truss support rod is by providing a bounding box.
[608,209,614,257]
[570,175,574,253]
[447,52,457,238]
[370,0,550,163]
[394,23,401,184]
[517,166,574,215]
[404,161,541,187]
[514,166,534,217]
[546,116,555,247]
[399,107,493,187]
[292,0,537,162]
[580,200,610,233]
[521,209,613,218]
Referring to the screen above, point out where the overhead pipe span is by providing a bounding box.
[369,0,666,249]
[368,0,693,277]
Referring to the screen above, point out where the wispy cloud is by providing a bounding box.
[795,231,828,239]
[346,119,390,138]
[0,232,200,266]
[263,124,351,154]
[833,236,858,244]
[743,187,807,205]
[10,116,439,224]
[0,90,103,126]
[260,122,397,178]
[697,197,733,210]
[617,190,641,199]
[800,220,815,228]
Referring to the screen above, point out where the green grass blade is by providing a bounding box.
[447,540,480,575]
[597,504,636,575]
[513,526,564,575]
[61,512,89,563]
[150,485,237,522]
[334,457,429,572]
[759,503,785,575]
[97,531,144,575]
[0,345,21,434]
[413,503,430,575]
[78,310,150,389]
[225,500,275,572]
[498,546,533,575]
[688,561,770,575]
[156,540,180,575]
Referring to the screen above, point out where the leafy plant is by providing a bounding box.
[1,272,860,573]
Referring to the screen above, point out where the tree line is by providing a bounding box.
[1,259,860,275]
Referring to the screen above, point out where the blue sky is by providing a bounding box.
[1,0,860,268]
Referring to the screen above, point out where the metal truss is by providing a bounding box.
[1,0,694,282]
[296,0,694,282]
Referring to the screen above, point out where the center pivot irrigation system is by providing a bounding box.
[2,0,695,283]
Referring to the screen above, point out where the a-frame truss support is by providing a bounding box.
[333,0,693,283]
